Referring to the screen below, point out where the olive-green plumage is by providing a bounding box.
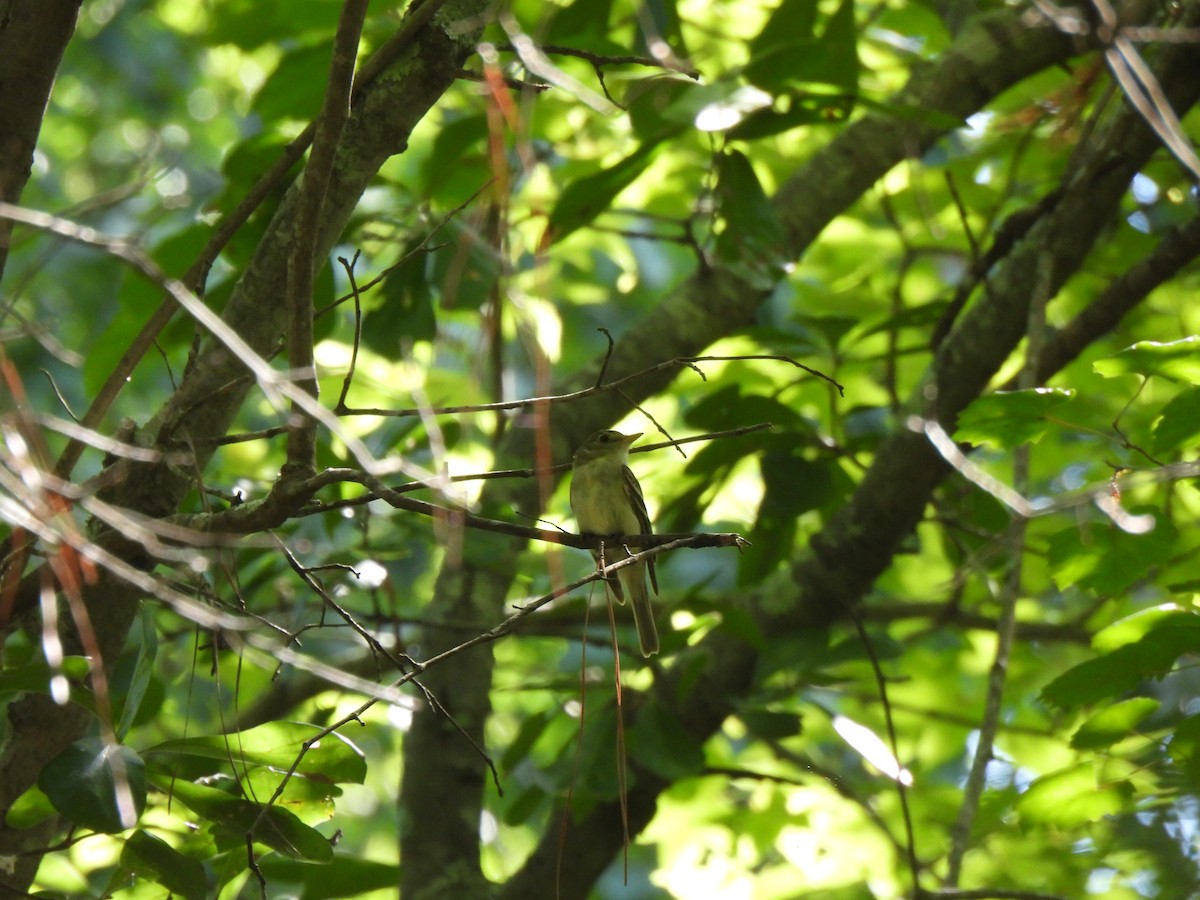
[570,429,659,657]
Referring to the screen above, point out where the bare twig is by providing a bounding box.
[918,415,1165,534]
[334,251,366,412]
[845,606,921,895]
[945,243,1051,886]
[498,41,700,79]
[339,354,843,417]
[316,181,492,322]
[283,0,369,480]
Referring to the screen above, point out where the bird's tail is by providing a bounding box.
[629,580,659,657]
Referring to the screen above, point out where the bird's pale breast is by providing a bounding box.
[571,459,640,536]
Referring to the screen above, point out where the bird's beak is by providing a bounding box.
[622,432,643,445]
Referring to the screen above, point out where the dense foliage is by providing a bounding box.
[2,0,1200,897]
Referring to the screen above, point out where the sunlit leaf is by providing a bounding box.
[1045,518,1178,595]
[119,829,211,900]
[1093,337,1200,384]
[1042,623,1200,708]
[545,143,663,244]
[1070,697,1159,749]
[162,778,334,862]
[954,388,1075,448]
[715,150,790,288]
[39,739,146,833]
[750,0,858,94]
[145,722,366,785]
[254,854,402,899]
[1152,386,1200,453]
[1018,763,1134,827]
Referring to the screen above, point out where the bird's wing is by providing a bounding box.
[623,464,658,595]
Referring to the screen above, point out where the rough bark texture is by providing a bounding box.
[0,0,79,281]
[0,1,486,892]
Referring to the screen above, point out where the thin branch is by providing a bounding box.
[277,538,415,673]
[495,14,621,115]
[1029,213,1200,384]
[946,239,1054,886]
[845,606,921,896]
[334,251,366,412]
[316,180,492,322]
[283,0,368,479]
[917,416,1182,534]
[500,41,700,79]
[339,354,843,417]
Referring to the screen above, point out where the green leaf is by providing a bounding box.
[120,829,211,900]
[3,786,56,829]
[1093,607,1195,652]
[545,0,615,42]
[254,854,402,899]
[626,77,701,141]
[745,0,858,93]
[1169,715,1200,791]
[1018,763,1134,827]
[953,388,1075,448]
[250,42,331,125]
[792,313,860,351]
[114,605,159,740]
[739,708,803,741]
[83,225,214,395]
[499,709,554,771]
[546,143,661,243]
[1042,623,1200,708]
[429,218,503,310]
[1152,386,1200,453]
[715,603,764,647]
[1045,518,1177,596]
[1070,697,1160,749]
[39,739,146,833]
[421,114,490,203]
[749,0,818,58]
[726,94,854,141]
[218,131,297,214]
[242,765,342,817]
[714,150,790,289]
[364,244,437,349]
[1092,336,1200,384]
[683,385,804,431]
[206,0,340,49]
[145,721,366,785]
[163,778,334,862]
[740,451,834,585]
[630,698,706,780]
[0,656,91,696]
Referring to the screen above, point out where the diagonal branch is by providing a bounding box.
[283,0,369,480]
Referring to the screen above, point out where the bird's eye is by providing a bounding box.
[599,434,611,443]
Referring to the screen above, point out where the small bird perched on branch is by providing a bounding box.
[570,429,659,657]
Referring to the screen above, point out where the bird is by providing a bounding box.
[570,429,659,657]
